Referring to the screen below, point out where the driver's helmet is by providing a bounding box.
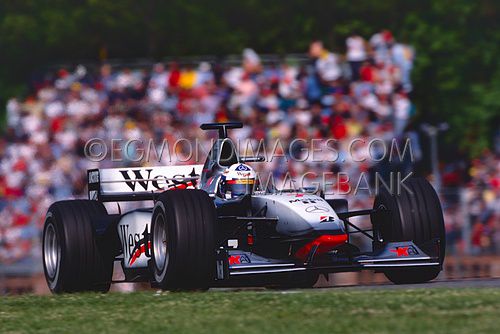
[220,163,256,199]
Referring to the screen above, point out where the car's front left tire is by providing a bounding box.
[151,190,217,290]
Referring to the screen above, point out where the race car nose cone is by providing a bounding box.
[295,234,348,262]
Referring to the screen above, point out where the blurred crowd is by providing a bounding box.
[443,151,500,255]
[0,30,498,269]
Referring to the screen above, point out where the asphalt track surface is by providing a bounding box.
[333,278,500,290]
[211,278,500,292]
[351,278,500,290]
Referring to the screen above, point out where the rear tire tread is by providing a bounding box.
[43,200,113,293]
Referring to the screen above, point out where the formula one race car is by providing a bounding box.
[42,123,445,293]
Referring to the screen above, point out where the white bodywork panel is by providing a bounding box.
[252,193,345,236]
[88,165,203,200]
[117,209,153,269]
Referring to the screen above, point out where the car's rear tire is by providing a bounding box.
[372,177,445,284]
[151,190,216,290]
[42,200,114,293]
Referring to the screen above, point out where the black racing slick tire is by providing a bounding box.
[42,200,114,293]
[151,190,216,291]
[372,177,445,284]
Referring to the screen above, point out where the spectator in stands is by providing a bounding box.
[393,91,412,136]
[309,40,342,84]
[369,29,394,65]
[346,32,367,81]
[391,42,414,92]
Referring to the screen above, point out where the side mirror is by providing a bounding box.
[240,156,265,163]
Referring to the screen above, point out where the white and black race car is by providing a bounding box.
[42,122,445,292]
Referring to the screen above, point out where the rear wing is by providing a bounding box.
[87,165,203,202]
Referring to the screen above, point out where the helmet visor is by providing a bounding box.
[227,180,254,197]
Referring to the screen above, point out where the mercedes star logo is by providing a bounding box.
[305,205,329,213]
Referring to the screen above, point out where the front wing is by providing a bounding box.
[217,241,440,279]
